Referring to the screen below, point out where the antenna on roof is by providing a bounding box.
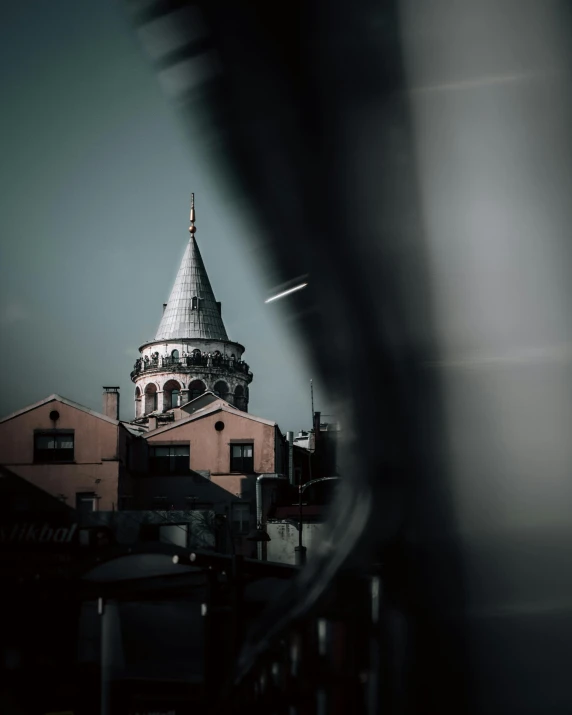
[310,378,315,424]
[189,192,196,235]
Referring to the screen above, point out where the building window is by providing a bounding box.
[234,384,246,410]
[171,349,179,360]
[230,443,254,473]
[144,384,158,414]
[34,432,74,463]
[213,381,229,399]
[76,492,97,514]
[188,379,206,400]
[191,296,198,310]
[232,503,250,534]
[149,444,190,475]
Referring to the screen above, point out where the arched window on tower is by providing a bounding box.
[171,349,179,361]
[163,379,182,410]
[188,379,206,400]
[213,380,229,400]
[135,387,142,418]
[234,384,246,411]
[144,384,158,414]
[191,296,198,310]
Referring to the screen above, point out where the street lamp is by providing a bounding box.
[295,477,339,566]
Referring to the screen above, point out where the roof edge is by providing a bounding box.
[0,394,119,426]
[143,403,277,438]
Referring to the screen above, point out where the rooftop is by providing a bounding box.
[154,235,229,343]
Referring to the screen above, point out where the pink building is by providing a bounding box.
[146,396,283,490]
[0,389,135,512]
[132,392,286,555]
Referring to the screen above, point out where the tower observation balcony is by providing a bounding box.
[131,352,253,382]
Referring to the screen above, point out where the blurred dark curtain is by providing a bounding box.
[128,1,572,713]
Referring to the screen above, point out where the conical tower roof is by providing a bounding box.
[154,222,229,342]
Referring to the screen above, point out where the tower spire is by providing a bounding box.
[189,192,196,234]
[153,193,228,342]
[132,192,253,418]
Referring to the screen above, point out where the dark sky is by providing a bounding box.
[0,0,322,431]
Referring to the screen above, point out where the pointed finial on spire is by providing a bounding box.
[189,192,196,234]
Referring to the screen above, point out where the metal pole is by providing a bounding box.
[98,598,109,715]
[298,483,303,550]
[231,554,244,658]
[286,431,294,485]
[254,474,287,560]
[295,477,339,566]
[98,597,124,715]
[295,483,307,566]
[225,511,236,556]
[310,378,315,426]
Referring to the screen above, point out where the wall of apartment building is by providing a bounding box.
[0,399,123,510]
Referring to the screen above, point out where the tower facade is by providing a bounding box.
[131,195,253,418]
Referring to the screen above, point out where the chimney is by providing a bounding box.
[216,301,222,316]
[313,411,321,439]
[163,303,168,314]
[103,387,120,421]
[286,431,295,485]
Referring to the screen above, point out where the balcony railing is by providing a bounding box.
[131,353,252,380]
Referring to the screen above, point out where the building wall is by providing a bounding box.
[146,410,278,477]
[0,400,123,510]
[9,462,120,511]
[274,427,286,477]
[81,509,218,550]
[132,473,243,512]
[266,521,326,565]
[143,409,279,530]
[135,370,249,411]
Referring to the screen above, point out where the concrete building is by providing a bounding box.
[130,194,253,418]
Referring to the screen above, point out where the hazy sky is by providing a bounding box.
[0,0,322,431]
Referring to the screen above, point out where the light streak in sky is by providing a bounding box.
[265,282,308,304]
